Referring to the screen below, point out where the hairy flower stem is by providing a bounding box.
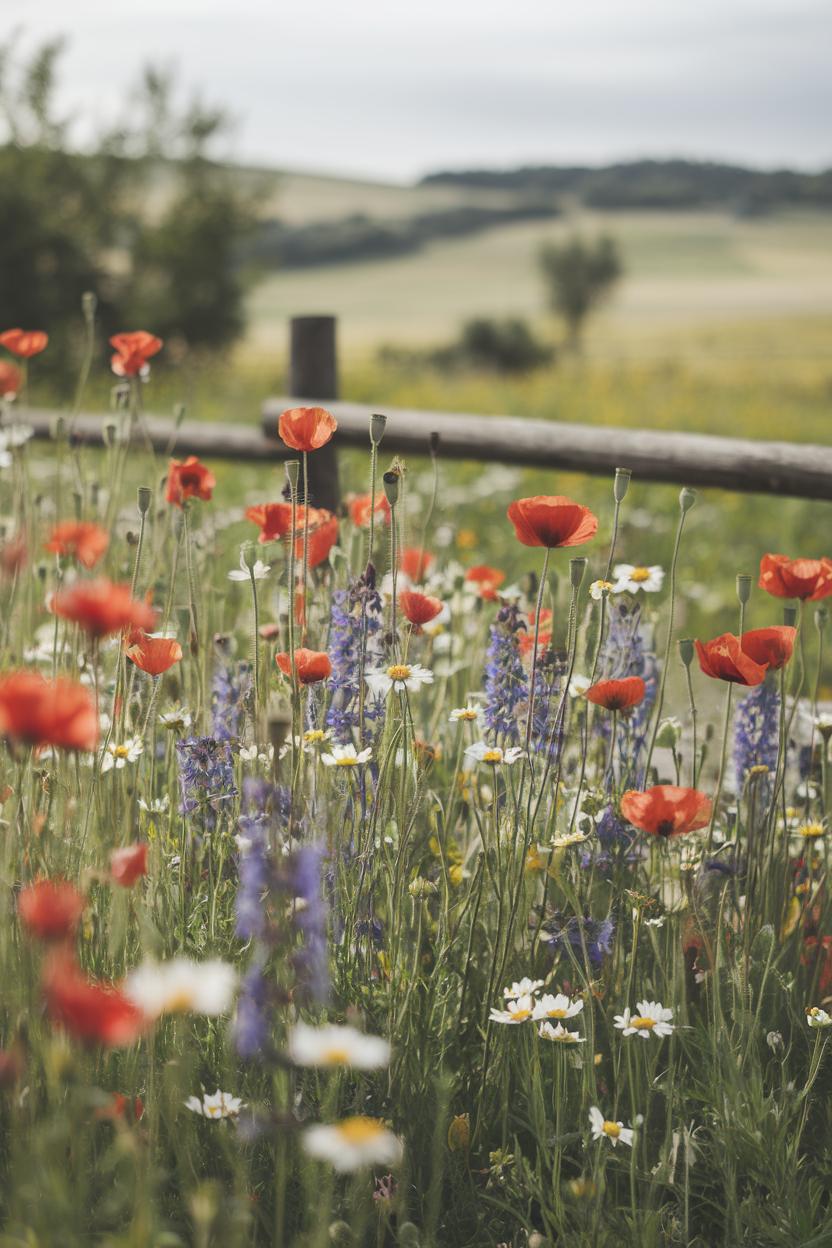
[706,683,734,852]
[301,452,310,644]
[249,566,261,713]
[644,501,691,779]
[130,508,147,598]
[524,547,550,756]
[684,660,699,787]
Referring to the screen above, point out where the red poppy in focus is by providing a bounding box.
[400,547,434,582]
[275,648,332,685]
[759,554,832,602]
[110,844,149,888]
[586,676,646,711]
[465,565,505,601]
[295,509,339,568]
[45,521,109,569]
[52,579,156,639]
[695,634,767,687]
[278,406,337,452]
[0,329,49,358]
[0,532,27,577]
[245,502,293,543]
[507,496,598,549]
[125,633,182,676]
[0,360,22,397]
[42,951,146,1048]
[18,879,86,941]
[740,626,796,671]
[165,456,216,508]
[620,785,712,838]
[109,332,163,377]
[399,590,443,626]
[0,671,98,751]
[348,493,390,528]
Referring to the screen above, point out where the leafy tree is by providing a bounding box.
[539,235,622,349]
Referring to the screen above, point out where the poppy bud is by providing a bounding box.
[383,472,399,507]
[82,291,97,323]
[429,431,440,458]
[678,638,695,667]
[679,487,697,514]
[370,413,387,446]
[613,467,631,502]
[736,574,752,605]
[53,416,67,443]
[137,486,152,515]
[816,606,829,635]
[569,557,587,589]
[285,460,300,491]
[783,605,798,627]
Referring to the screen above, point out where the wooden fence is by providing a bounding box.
[22,315,832,509]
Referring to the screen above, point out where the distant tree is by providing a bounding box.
[539,235,622,349]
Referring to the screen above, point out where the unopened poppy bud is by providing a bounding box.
[137,486,152,516]
[678,638,695,667]
[679,487,697,514]
[52,415,67,443]
[815,606,829,634]
[382,471,399,507]
[285,460,300,492]
[81,291,97,323]
[447,1113,470,1152]
[103,421,117,448]
[569,557,587,589]
[783,605,798,627]
[736,574,752,605]
[655,717,682,749]
[429,430,440,458]
[613,467,631,502]
[370,413,387,446]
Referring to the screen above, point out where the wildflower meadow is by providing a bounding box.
[1,324,831,1248]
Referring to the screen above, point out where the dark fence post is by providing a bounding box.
[286,315,341,512]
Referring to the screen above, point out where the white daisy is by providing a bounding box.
[644,916,666,929]
[807,1007,832,1029]
[589,579,617,600]
[613,1000,674,1039]
[464,742,524,767]
[503,978,544,1000]
[159,706,193,733]
[303,728,332,749]
[238,744,260,762]
[303,1118,403,1172]
[538,1021,585,1044]
[287,1022,390,1070]
[449,705,483,724]
[227,552,271,581]
[489,994,536,1025]
[569,674,591,698]
[138,794,170,815]
[101,736,144,773]
[612,564,664,594]
[588,1106,633,1147]
[365,663,434,697]
[185,1090,244,1119]
[321,744,373,768]
[125,957,237,1018]
[532,993,584,1022]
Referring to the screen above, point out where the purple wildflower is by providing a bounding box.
[289,843,330,1005]
[326,568,386,744]
[212,661,252,741]
[484,603,528,742]
[540,913,616,969]
[733,679,779,796]
[235,961,272,1060]
[176,736,237,833]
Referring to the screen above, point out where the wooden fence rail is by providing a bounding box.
[19,315,832,504]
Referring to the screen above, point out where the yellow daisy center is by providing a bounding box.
[630,567,651,583]
[305,730,326,743]
[336,1117,385,1144]
[631,1016,656,1030]
[511,1007,532,1021]
[164,990,195,1013]
[321,1047,351,1066]
[113,745,130,759]
[458,709,478,720]
[482,749,503,764]
[800,823,825,838]
[547,1008,568,1019]
[602,1121,621,1139]
[387,664,411,681]
[335,756,358,767]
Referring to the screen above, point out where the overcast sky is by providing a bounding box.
[12,0,832,180]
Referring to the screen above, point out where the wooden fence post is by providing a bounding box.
[286,315,341,512]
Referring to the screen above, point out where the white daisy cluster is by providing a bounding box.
[185,1090,244,1120]
[613,1000,675,1039]
[490,979,584,1043]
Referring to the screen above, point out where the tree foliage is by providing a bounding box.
[539,235,622,347]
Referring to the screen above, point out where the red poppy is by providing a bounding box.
[52,579,157,639]
[110,844,149,888]
[125,633,182,676]
[348,493,391,528]
[275,648,332,685]
[695,634,767,687]
[518,630,552,658]
[586,676,646,711]
[18,879,86,941]
[45,521,109,569]
[507,496,598,549]
[399,590,443,626]
[0,360,22,397]
[110,332,163,377]
[296,509,339,568]
[465,565,505,601]
[0,671,98,751]
[758,553,832,602]
[42,951,146,1047]
[0,329,48,358]
[246,502,293,543]
[165,456,216,507]
[400,547,434,582]
[278,406,337,453]
[620,785,712,837]
[740,626,796,671]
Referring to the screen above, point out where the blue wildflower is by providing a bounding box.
[484,603,528,742]
[733,679,779,797]
[326,568,386,744]
[212,661,252,741]
[176,736,237,833]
